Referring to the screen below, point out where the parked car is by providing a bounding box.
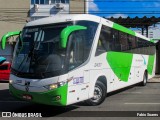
[0,62,11,81]
[0,57,6,64]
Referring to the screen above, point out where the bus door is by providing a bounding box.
[66,30,90,104]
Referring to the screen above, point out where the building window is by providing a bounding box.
[51,0,66,4]
[40,0,44,4]
[51,0,56,4]
[31,0,49,4]
[61,0,65,3]
[45,0,49,4]
[31,0,69,4]
[35,0,39,4]
[56,0,61,3]
[31,0,35,4]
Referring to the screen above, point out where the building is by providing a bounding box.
[30,0,69,20]
[70,0,86,14]
[0,0,29,39]
[135,27,160,41]
[30,0,85,21]
[0,0,29,62]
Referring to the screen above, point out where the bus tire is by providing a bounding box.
[86,81,106,106]
[141,71,148,86]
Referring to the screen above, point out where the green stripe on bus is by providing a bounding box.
[150,39,155,43]
[107,52,133,82]
[147,55,155,75]
[113,23,135,36]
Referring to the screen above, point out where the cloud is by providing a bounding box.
[89,0,99,11]
[153,2,160,7]
[142,2,160,7]
[107,14,128,18]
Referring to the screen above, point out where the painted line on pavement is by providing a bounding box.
[0,101,27,103]
[123,92,142,94]
[125,103,160,105]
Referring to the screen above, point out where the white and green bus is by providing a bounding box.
[2,14,156,106]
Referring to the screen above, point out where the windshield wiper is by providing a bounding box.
[17,28,42,71]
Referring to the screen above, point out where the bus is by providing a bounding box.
[2,14,156,106]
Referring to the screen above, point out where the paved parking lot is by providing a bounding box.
[0,77,160,119]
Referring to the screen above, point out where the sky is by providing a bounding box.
[88,0,160,18]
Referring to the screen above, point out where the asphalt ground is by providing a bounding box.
[0,76,160,120]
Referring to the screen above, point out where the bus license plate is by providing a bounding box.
[22,94,32,100]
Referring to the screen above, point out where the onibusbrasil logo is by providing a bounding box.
[1,112,42,118]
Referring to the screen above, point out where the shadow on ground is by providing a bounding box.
[0,82,153,117]
[0,89,79,117]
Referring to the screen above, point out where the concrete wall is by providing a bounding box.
[0,0,30,38]
[0,0,29,62]
[0,0,85,38]
[70,0,85,14]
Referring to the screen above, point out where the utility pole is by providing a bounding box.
[85,0,88,14]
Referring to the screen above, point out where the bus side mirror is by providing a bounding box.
[1,31,21,50]
[60,25,87,49]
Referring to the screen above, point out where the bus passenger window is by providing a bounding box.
[112,30,121,51]
[68,31,86,70]
[96,25,112,56]
[119,32,128,51]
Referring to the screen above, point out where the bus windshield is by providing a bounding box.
[11,21,98,79]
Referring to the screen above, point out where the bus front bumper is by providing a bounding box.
[9,84,68,106]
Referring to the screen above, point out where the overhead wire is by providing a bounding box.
[0,0,160,23]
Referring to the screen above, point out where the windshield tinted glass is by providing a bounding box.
[12,22,72,78]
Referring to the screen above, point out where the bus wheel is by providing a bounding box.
[86,81,106,106]
[141,71,148,86]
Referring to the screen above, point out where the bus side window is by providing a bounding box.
[112,29,121,51]
[95,25,112,56]
[68,30,86,70]
[119,32,129,51]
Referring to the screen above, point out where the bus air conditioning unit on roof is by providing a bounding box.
[55,3,64,9]
[34,4,39,12]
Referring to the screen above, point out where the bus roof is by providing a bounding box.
[26,14,101,27]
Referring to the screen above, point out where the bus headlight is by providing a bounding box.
[44,84,58,90]
[49,84,58,90]
[44,81,67,90]
[9,80,13,84]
